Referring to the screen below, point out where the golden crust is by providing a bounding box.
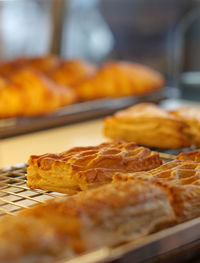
[0,180,175,262]
[171,107,200,147]
[177,149,200,162]
[75,61,164,100]
[113,160,200,222]
[27,141,162,193]
[104,103,190,149]
[48,59,96,87]
[0,69,76,118]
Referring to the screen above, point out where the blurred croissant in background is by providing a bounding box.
[0,56,164,118]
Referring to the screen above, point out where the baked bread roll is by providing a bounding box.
[27,141,162,193]
[75,61,164,100]
[170,107,200,147]
[0,69,76,118]
[49,59,96,88]
[0,180,175,262]
[113,159,200,222]
[104,103,190,149]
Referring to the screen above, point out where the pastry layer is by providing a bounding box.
[113,159,200,222]
[0,180,175,262]
[104,103,190,149]
[27,141,162,193]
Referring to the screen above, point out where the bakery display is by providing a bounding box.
[170,107,200,147]
[26,141,162,193]
[0,56,164,119]
[104,103,190,149]
[0,69,76,118]
[76,61,164,100]
[0,180,175,262]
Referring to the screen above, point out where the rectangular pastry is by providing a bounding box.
[104,103,190,149]
[113,158,200,222]
[27,141,162,194]
[0,180,175,262]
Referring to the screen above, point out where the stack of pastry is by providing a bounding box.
[0,56,164,118]
[104,103,200,149]
[1,142,200,262]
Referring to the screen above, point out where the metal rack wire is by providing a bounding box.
[0,152,176,217]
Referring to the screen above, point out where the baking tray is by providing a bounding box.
[0,88,169,139]
[1,152,200,263]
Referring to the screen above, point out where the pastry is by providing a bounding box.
[104,103,190,149]
[27,141,162,193]
[0,69,76,118]
[113,159,200,222]
[0,55,60,77]
[75,61,164,100]
[49,59,96,88]
[177,149,200,162]
[170,107,200,147]
[0,180,175,262]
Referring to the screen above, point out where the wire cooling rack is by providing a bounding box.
[0,152,175,217]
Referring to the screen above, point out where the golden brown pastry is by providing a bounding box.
[0,180,175,262]
[75,61,164,100]
[113,159,200,222]
[27,141,162,193]
[170,107,200,147]
[0,69,76,118]
[177,149,200,162]
[48,59,96,88]
[104,103,190,149]
[0,55,60,77]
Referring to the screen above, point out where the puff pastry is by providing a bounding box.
[170,107,200,147]
[27,141,162,193]
[0,180,175,262]
[113,159,200,222]
[104,103,190,149]
[0,69,76,118]
[48,59,96,88]
[75,61,164,100]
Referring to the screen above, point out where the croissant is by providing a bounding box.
[0,69,76,118]
[27,141,162,194]
[48,59,96,88]
[75,61,164,100]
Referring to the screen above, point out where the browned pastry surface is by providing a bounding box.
[49,59,96,88]
[177,149,200,162]
[27,141,162,193]
[113,159,200,222]
[104,103,190,149]
[170,107,200,147]
[0,180,175,262]
[75,61,164,100]
[0,69,76,118]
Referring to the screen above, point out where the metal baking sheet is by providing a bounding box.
[0,88,169,139]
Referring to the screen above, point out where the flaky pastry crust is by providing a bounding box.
[0,180,175,262]
[171,107,200,147]
[104,103,190,149]
[27,141,162,193]
[113,159,200,222]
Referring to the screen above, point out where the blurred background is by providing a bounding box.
[0,0,199,99]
